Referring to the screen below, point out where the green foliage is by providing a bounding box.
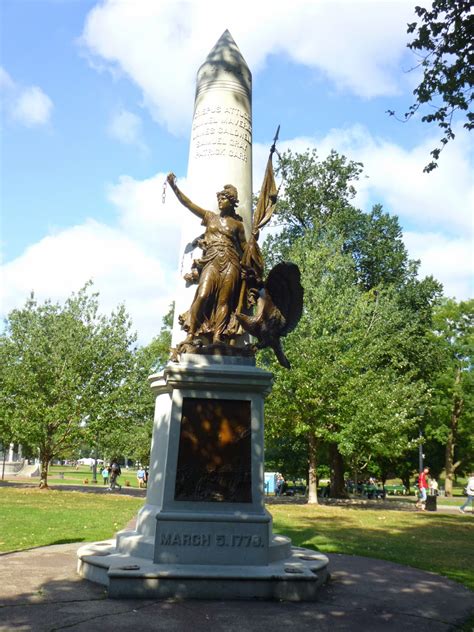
[389,0,473,171]
[103,305,174,465]
[261,149,442,485]
[265,433,309,480]
[268,149,412,291]
[266,149,363,264]
[0,284,137,484]
[425,299,474,486]
[265,235,432,469]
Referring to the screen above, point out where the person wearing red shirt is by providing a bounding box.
[417,466,430,510]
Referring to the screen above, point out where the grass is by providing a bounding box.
[3,464,146,489]
[382,494,467,508]
[0,487,142,552]
[270,503,474,590]
[1,487,472,591]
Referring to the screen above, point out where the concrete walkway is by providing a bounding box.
[0,542,472,632]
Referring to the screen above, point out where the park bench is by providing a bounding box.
[385,484,408,495]
[284,484,307,496]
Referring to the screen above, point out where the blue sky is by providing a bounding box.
[1,0,472,343]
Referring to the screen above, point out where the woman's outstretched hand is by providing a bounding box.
[167,172,177,189]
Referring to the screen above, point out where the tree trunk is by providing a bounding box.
[444,368,463,497]
[329,443,347,498]
[401,474,411,494]
[307,433,318,504]
[1,445,7,481]
[40,452,50,488]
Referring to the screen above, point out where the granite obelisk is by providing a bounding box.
[77,31,329,601]
[171,30,252,347]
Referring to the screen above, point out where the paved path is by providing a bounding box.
[0,542,472,632]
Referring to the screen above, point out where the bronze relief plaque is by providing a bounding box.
[174,398,252,502]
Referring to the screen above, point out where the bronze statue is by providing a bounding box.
[166,174,247,348]
[167,130,304,368]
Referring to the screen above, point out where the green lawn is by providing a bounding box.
[270,503,474,590]
[0,487,142,551]
[1,487,472,591]
[6,464,146,489]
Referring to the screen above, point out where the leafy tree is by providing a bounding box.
[261,149,441,500]
[389,0,473,171]
[269,149,411,290]
[425,299,474,495]
[0,285,137,486]
[112,303,174,466]
[264,236,432,501]
[264,433,309,481]
[0,340,21,479]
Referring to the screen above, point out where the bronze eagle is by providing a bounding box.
[236,262,303,368]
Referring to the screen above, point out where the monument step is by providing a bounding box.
[268,534,292,562]
[77,541,329,601]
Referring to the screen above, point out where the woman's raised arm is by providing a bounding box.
[166,173,207,220]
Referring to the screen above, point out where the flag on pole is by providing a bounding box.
[237,127,280,312]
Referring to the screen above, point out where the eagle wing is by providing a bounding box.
[265,262,303,336]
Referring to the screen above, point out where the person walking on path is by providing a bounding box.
[108,461,122,491]
[459,473,474,513]
[416,467,430,510]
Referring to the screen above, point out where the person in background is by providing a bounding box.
[430,477,439,496]
[275,474,285,497]
[459,472,474,514]
[108,461,122,492]
[101,465,109,486]
[416,466,430,510]
[137,465,145,489]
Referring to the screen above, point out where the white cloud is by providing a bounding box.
[404,232,473,300]
[0,66,53,127]
[106,171,186,255]
[13,86,53,127]
[81,0,417,134]
[0,220,176,344]
[314,124,474,235]
[107,108,147,151]
[0,67,14,90]
[1,171,191,344]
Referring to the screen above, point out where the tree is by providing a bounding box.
[264,433,309,482]
[261,149,442,500]
[264,235,433,501]
[0,285,137,486]
[0,339,21,479]
[111,302,174,466]
[389,0,473,172]
[269,149,411,291]
[425,299,474,495]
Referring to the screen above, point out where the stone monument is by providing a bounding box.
[77,30,329,601]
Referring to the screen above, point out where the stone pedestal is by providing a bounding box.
[78,356,329,600]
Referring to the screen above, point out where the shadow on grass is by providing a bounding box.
[270,505,474,590]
